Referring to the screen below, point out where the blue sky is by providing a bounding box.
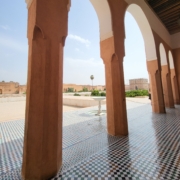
[0,0,148,85]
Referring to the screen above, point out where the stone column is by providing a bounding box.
[172,48,180,103]
[170,69,180,104]
[99,0,131,136]
[22,0,69,179]
[161,65,174,108]
[147,60,166,113]
[101,37,128,136]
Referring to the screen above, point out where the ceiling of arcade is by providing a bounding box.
[145,0,180,34]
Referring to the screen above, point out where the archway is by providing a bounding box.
[159,43,168,66]
[91,0,128,137]
[124,11,149,91]
[22,1,129,179]
[64,0,106,91]
[0,89,2,94]
[90,0,113,41]
[126,4,157,61]
[125,4,165,113]
[169,51,174,69]
[159,43,174,108]
[169,51,180,104]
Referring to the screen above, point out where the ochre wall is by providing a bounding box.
[129,79,149,90]
[153,30,178,105]
[19,85,27,94]
[173,48,180,93]
[63,84,105,92]
[0,82,19,94]
[152,30,172,69]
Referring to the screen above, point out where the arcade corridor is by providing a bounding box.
[1,101,180,179]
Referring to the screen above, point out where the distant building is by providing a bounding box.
[125,84,130,91]
[0,81,106,95]
[63,84,105,92]
[0,81,19,94]
[0,79,149,95]
[0,81,26,94]
[129,78,149,90]
[19,85,27,94]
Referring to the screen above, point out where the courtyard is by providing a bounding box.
[0,0,180,179]
[0,98,180,179]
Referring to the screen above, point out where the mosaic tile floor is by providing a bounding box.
[1,101,180,179]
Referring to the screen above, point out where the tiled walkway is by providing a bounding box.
[1,101,180,179]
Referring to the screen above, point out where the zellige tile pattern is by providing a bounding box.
[0,102,180,180]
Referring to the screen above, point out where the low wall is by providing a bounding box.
[0,95,106,107]
[0,94,26,98]
[0,96,26,103]
[63,92,91,96]
[0,94,26,103]
[63,96,106,107]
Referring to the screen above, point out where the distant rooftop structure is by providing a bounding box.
[0,81,26,95]
[129,78,149,90]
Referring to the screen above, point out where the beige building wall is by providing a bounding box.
[0,81,146,94]
[19,85,27,94]
[125,85,130,91]
[63,84,89,92]
[129,78,149,90]
[63,84,105,92]
[0,82,105,94]
[0,81,19,94]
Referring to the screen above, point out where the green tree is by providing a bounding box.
[67,88,74,92]
[82,87,88,92]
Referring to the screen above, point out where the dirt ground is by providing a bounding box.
[0,97,150,123]
[0,101,81,123]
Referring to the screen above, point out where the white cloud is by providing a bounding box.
[0,35,27,53]
[0,25,10,30]
[68,34,91,47]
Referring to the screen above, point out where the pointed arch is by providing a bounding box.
[168,51,174,69]
[159,43,167,66]
[111,53,118,62]
[33,25,45,40]
[90,0,112,41]
[126,4,157,61]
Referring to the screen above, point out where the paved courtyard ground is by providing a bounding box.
[2,97,180,179]
[0,97,150,122]
[0,101,81,122]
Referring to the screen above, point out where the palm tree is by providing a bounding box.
[90,75,94,90]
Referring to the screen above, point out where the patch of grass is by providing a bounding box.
[100,92,106,96]
[125,90,148,97]
[74,93,81,96]
[91,90,100,96]
[91,90,106,96]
